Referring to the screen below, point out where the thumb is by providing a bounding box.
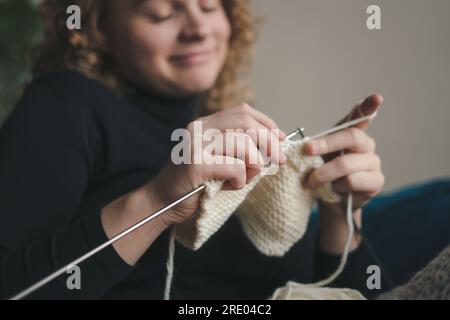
[338,94,384,130]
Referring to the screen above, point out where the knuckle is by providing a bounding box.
[310,170,323,185]
[235,133,248,147]
[235,103,251,114]
[321,139,330,153]
[369,137,376,151]
[373,154,382,169]
[245,128,258,141]
[187,164,202,185]
[241,114,255,128]
[348,127,365,146]
[335,157,350,174]
[242,133,255,147]
[236,165,247,188]
[186,121,195,132]
[346,175,358,189]
[239,103,252,113]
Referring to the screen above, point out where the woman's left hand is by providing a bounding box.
[303,94,385,253]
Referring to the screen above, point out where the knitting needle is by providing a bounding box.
[10,129,304,300]
[286,127,305,140]
[9,184,207,300]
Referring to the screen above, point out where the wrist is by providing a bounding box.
[143,181,175,229]
[318,201,362,254]
[318,201,362,227]
[100,184,171,266]
[117,183,172,233]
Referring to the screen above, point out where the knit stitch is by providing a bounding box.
[378,243,450,300]
[173,138,341,256]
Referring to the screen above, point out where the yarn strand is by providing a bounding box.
[164,230,176,300]
[311,192,354,287]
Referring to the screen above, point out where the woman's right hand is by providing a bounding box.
[148,103,287,227]
[101,103,286,265]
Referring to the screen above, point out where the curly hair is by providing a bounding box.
[31,0,257,113]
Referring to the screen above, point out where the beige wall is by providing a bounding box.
[251,0,450,192]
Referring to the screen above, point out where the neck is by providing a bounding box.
[126,85,205,130]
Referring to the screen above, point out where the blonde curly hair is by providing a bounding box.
[31,0,257,114]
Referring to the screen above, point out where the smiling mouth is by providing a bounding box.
[170,49,215,67]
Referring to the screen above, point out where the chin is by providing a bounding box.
[173,72,219,95]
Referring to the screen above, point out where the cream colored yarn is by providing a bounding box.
[173,138,341,257]
[270,282,366,300]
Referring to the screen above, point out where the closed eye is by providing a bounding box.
[200,0,220,13]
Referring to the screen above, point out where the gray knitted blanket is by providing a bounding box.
[378,243,450,300]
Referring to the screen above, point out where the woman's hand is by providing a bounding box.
[150,103,287,227]
[102,103,285,265]
[303,94,385,254]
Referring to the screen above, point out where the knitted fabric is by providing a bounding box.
[378,243,450,300]
[173,138,341,257]
[270,282,366,300]
[269,244,450,301]
[164,115,377,300]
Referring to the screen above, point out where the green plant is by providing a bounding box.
[0,0,42,123]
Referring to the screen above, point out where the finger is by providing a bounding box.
[205,114,286,165]
[305,127,376,156]
[333,171,385,195]
[342,192,373,211]
[337,94,384,129]
[304,153,381,189]
[204,155,247,190]
[207,132,265,169]
[254,126,286,165]
[246,167,261,184]
[227,103,286,139]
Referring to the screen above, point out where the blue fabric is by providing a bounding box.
[309,178,450,298]
[363,179,450,292]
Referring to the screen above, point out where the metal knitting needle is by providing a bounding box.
[286,127,305,140]
[10,128,305,300]
[9,185,206,300]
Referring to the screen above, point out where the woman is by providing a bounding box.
[0,0,385,299]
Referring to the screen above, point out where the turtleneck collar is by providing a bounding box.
[126,86,204,129]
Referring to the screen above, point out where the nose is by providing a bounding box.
[179,7,211,42]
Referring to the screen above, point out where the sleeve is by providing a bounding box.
[0,82,133,299]
[313,232,376,297]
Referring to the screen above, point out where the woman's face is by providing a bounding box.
[103,0,231,97]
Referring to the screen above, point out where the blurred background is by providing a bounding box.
[0,0,449,191]
[0,0,40,121]
[252,0,450,191]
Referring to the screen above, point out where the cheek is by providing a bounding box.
[131,24,176,66]
[214,13,232,52]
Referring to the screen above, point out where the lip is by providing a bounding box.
[169,49,215,66]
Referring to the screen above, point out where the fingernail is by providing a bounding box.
[361,99,378,115]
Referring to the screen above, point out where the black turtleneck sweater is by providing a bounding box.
[0,70,370,300]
